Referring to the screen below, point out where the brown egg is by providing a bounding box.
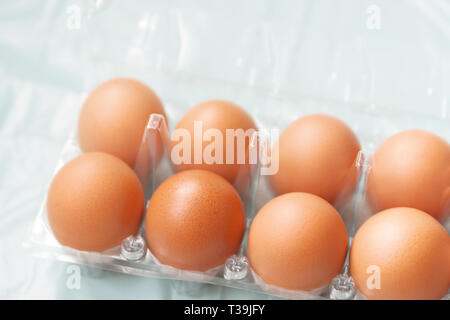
[170,100,257,193]
[47,152,145,252]
[146,170,246,271]
[367,130,450,221]
[350,207,450,300]
[248,192,348,291]
[78,78,166,168]
[269,114,361,205]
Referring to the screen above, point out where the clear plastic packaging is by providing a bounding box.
[26,0,449,300]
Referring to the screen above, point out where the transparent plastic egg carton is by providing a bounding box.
[26,91,449,300]
[26,0,449,300]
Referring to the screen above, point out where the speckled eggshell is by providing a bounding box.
[247,192,348,291]
[170,99,257,193]
[46,152,145,252]
[78,78,166,168]
[350,207,450,300]
[145,170,246,271]
[269,114,361,205]
[367,130,450,221]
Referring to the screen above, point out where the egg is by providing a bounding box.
[269,114,361,205]
[350,207,450,300]
[78,78,166,168]
[367,130,450,221]
[145,170,246,271]
[170,99,257,193]
[247,192,348,291]
[46,152,145,252]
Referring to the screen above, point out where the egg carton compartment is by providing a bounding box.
[26,0,450,300]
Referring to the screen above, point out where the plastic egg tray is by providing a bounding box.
[26,82,449,299]
[26,1,450,300]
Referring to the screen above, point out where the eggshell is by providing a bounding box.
[367,130,450,221]
[247,192,348,291]
[78,78,166,168]
[269,114,361,205]
[145,170,246,271]
[47,152,145,252]
[350,207,450,300]
[170,99,257,193]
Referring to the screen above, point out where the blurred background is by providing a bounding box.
[0,0,449,299]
